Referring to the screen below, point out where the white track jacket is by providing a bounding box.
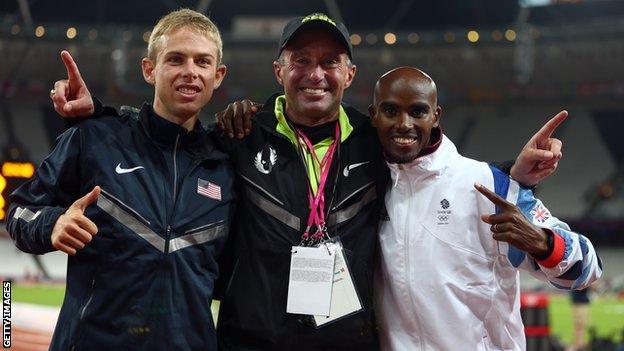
[377,135,602,351]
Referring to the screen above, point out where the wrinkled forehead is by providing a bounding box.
[160,28,219,52]
[376,77,436,106]
[155,26,220,56]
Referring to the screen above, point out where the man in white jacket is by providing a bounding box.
[371,67,602,351]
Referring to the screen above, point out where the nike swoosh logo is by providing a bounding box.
[115,163,145,174]
[343,161,370,177]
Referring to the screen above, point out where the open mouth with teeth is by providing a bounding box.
[300,87,329,96]
[392,136,418,145]
[176,85,201,97]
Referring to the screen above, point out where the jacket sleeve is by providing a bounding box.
[63,96,120,128]
[6,128,83,254]
[508,184,603,290]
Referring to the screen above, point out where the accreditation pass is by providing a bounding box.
[313,241,362,327]
[287,245,335,316]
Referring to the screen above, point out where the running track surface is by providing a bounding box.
[9,303,58,351]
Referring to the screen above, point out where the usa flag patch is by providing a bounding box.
[197,178,221,201]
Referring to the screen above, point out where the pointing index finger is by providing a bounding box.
[60,50,84,84]
[474,182,512,209]
[534,110,568,140]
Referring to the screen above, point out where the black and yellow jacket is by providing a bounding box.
[216,94,387,350]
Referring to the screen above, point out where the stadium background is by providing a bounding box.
[1,0,623,349]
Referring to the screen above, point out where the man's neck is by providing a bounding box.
[285,106,339,127]
[152,103,197,131]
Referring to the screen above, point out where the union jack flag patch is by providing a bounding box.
[197,178,221,201]
[530,204,551,223]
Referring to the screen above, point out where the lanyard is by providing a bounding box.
[296,122,340,245]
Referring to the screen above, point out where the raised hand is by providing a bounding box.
[215,99,262,139]
[510,110,567,187]
[51,186,100,255]
[474,182,549,256]
[51,50,95,118]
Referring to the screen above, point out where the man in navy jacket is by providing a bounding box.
[7,9,234,350]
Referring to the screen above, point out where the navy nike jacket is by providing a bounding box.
[7,104,235,350]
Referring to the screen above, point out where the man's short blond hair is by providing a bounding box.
[147,8,223,64]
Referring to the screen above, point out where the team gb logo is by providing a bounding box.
[254,145,277,174]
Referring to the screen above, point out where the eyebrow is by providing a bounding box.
[410,102,430,110]
[379,102,397,109]
[164,51,215,58]
[379,101,430,110]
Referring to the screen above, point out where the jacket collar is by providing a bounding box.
[137,103,202,146]
[136,103,226,160]
[254,93,371,142]
[387,131,458,186]
[417,126,443,158]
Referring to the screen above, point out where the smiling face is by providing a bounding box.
[370,67,441,164]
[142,26,226,129]
[273,28,356,126]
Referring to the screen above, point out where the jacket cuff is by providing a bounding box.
[92,96,104,116]
[489,160,539,190]
[490,160,514,175]
[536,229,565,268]
[40,206,67,252]
[62,96,103,129]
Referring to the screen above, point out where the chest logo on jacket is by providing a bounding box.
[115,163,145,174]
[437,198,451,225]
[197,178,222,201]
[342,161,370,177]
[254,145,277,174]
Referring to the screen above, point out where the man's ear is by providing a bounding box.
[433,105,442,128]
[142,58,155,85]
[273,61,284,86]
[368,104,377,127]
[213,64,227,89]
[343,64,357,89]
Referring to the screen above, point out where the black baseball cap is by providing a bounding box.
[277,13,353,60]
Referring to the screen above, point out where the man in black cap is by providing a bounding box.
[50,12,563,350]
[213,12,387,350]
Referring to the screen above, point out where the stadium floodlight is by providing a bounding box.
[520,0,587,7]
[520,0,552,7]
[350,34,362,45]
[384,32,397,45]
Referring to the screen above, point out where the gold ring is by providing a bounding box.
[50,89,56,97]
[493,223,499,232]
